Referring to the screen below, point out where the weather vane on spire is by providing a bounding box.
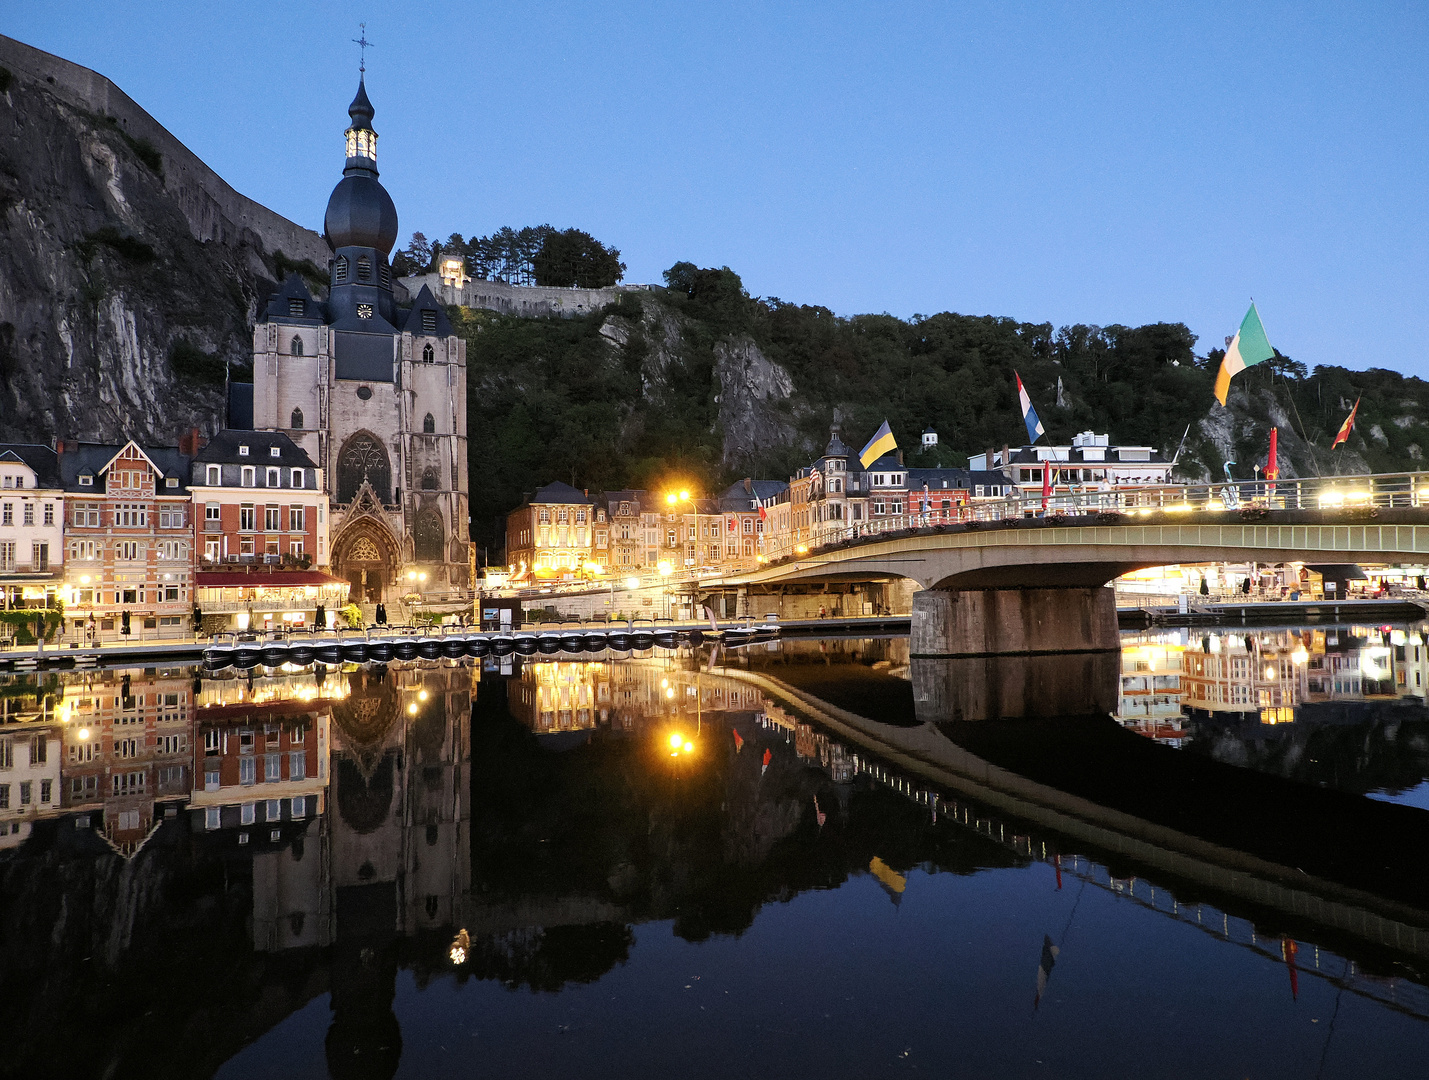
[352,23,373,73]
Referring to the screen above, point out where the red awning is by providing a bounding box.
[195,570,347,588]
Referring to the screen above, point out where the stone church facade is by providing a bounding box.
[250,76,468,602]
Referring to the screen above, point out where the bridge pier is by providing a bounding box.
[910,587,1118,657]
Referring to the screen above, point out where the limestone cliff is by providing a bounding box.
[712,335,797,468]
[0,35,328,443]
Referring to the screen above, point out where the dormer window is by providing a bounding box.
[266,467,280,487]
[291,468,304,489]
[334,256,348,284]
[78,474,93,487]
[206,465,221,486]
[421,310,437,333]
[422,343,434,363]
[269,446,280,458]
[238,445,250,457]
[288,298,305,317]
[357,256,372,282]
[166,477,178,489]
[291,335,304,356]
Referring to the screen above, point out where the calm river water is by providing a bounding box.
[1,625,1427,1078]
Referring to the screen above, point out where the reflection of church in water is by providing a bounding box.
[251,74,468,602]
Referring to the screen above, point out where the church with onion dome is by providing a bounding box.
[250,74,469,603]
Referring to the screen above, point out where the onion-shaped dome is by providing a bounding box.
[324,174,399,255]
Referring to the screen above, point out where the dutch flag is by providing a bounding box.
[1016,372,1045,444]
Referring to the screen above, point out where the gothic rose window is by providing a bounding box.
[348,536,381,562]
[336,432,392,504]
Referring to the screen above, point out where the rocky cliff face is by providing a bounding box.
[712,335,798,467]
[0,36,327,444]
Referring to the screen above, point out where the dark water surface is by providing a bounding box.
[1,627,1426,1078]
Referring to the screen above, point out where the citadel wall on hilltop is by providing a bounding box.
[0,34,330,268]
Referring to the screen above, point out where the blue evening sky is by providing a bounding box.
[7,2,1427,374]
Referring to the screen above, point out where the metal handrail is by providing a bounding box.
[754,471,1429,564]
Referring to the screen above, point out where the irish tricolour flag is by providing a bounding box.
[1213,302,1275,406]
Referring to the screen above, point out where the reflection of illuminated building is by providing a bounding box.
[59,670,195,855]
[0,723,62,849]
[326,665,473,935]
[1301,629,1402,702]
[1118,637,1187,744]
[509,658,767,738]
[1181,633,1304,718]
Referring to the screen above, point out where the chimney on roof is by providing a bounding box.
[897,450,904,466]
[743,477,753,494]
[178,427,205,456]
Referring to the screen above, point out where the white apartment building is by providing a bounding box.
[0,445,64,610]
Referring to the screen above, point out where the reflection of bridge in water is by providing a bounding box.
[769,710,1429,1024]
[720,651,1429,982]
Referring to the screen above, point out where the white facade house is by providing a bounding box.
[0,445,64,610]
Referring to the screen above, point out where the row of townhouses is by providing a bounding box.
[504,426,1172,580]
[0,431,353,640]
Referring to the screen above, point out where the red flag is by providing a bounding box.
[758,504,767,521]
[1332,398,1360,448]
[1282,938,1299,1000]
[733,729,744,753]
[1266,428,1278,480]
[1041,461,1052,511]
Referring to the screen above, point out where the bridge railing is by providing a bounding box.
[755,471,1429,564]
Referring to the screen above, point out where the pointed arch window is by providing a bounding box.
[290,336,304,357]
[422,412,435,434]
[334,256,348,284]
[420,466,439,490]
[414,509,444,562]
[357,256,372,282]
[291,407,304,430]
[422,343,434,363]
[336,431,392,504]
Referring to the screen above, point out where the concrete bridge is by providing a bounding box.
[699,506,1429,656]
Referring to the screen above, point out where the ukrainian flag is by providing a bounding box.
[859,420,897,468]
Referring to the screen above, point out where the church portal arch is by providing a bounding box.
[332,518,401,603]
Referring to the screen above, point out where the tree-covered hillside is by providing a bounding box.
[458,263,1429,550]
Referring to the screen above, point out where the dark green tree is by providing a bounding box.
[533,229,626,288]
